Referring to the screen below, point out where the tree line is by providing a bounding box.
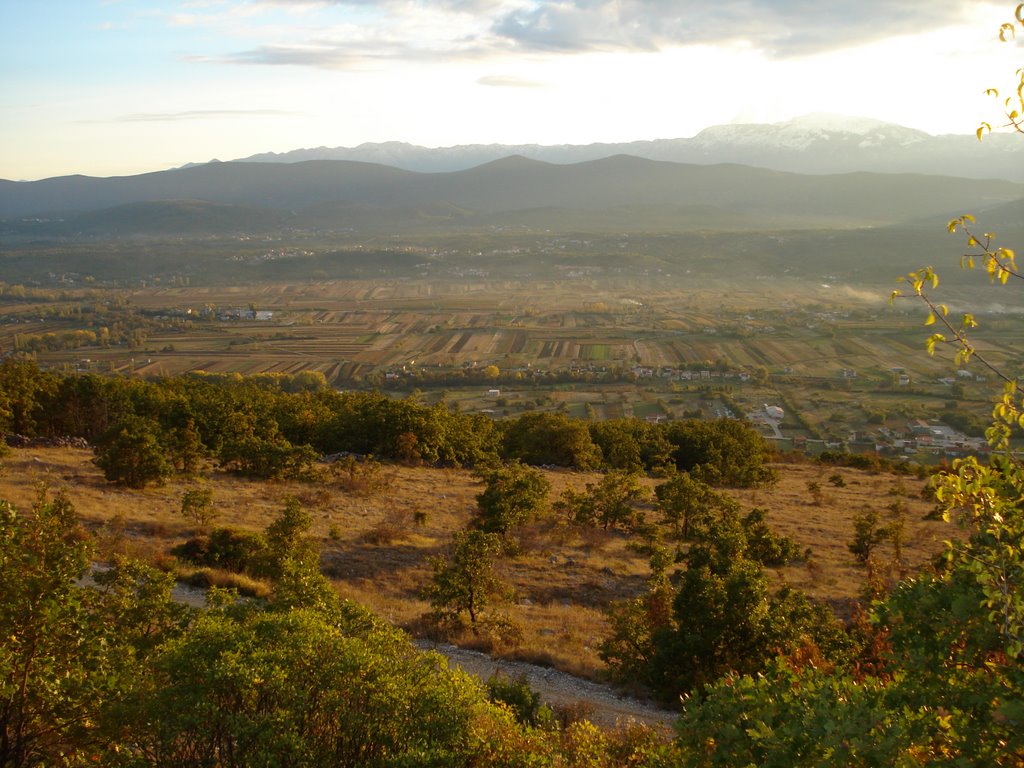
[0,358,775,488]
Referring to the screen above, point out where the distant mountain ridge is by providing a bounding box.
[3,155,1023,233]
[229,114,1024,182]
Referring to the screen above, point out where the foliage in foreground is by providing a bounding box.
[0,488,681,767]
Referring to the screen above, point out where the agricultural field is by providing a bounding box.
[1,276,1018,450]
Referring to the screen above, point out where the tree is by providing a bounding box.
[262,496,316,581]
[93,415,173,488]
[663,418,776,487]
[848,508,887,566]
[590,470,648,530]
[0,489,183,766]
[501,411,602,469]
[670,8,1024,761]
[654,471,738,540]
[179,486,217,529]
[0,358,57,436]
[217,408,318,480]
[116,607,492,766]
[589,418,673,472]
[474,461,551,534]
[556,470,648,530]
[426,529,503,625]
[602,507,846,701]
[600,548,675,687]
[1,489,94,766]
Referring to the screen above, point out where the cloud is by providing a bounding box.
[490,1,977,57]
[188,45,363,68]
[177,0,981,72]
[190,40,473,68]
[109,109,299,122]
[477,74,544,88]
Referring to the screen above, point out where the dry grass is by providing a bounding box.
[0,448,956,680]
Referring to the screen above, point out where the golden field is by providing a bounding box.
[1,447,953,679]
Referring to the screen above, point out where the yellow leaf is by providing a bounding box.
[925,312,936,326]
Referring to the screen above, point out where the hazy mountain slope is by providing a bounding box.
[3,156,1022,230]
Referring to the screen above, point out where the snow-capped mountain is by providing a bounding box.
[229,114,1024,182]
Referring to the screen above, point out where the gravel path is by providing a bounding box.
[416,641,676,730]
[94,569,676,731]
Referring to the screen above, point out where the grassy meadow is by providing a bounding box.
[0,446,953,681]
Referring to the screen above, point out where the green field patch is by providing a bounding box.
[632,402,664,418]
[579,344,611,361]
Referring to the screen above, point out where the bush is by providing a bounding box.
[486,671,548,726]
[171,527,267,574]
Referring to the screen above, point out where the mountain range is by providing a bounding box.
[230,114,1024,182]
[2,154,1022,234]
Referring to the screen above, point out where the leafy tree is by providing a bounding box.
[0,358,57,436]
[654,471,738,540]
[501,411,602,469]
[848,508,887,566]
[426,529,503,625]
[474,461,551,534]
[0,489,183,766]
[217,408,317,479]
[600,548,675,688]
[167,416,205,474]
[116,607,493,767]
[262,496,316,580]
[1,489,95,766]
[741,508,804,566]
[663,418,776,487]
[589,418,673,473]
[556,470,647,531]
[590,470,648,531]
[179,486,217,529]
[93,415,173,488]
[605,509,846,701]
[671,9,1024,761]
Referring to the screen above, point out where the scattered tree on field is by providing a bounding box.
[654,471,737,540]
[474,460,551,534]
[179,486,217,529]
[426,529,503,625]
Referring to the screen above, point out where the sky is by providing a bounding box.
[0,0,1021,180]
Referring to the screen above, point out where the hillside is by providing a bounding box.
[2,155,1022,237]
[0,447,951,680]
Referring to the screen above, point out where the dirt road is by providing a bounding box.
[417,641,676,730]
